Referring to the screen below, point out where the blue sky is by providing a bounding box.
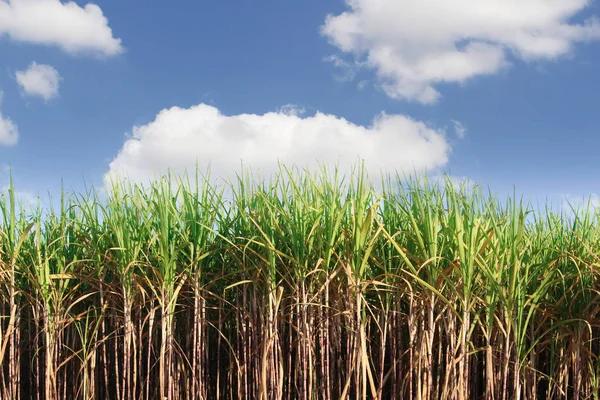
[1,0,600,207]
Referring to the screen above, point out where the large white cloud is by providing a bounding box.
[16,62,61,101]
[107,104,451,182]
[322,0,600,103]
[0,0,123,56]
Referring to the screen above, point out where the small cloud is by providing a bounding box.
[357,80,369,90]
[0,90,19,146]
[451,120,467,139]
[277,104,306,117]
[324,54,358,82]
[201,91,217,106]
[0,0,123,56]
[16,62,61,101]
[0,91,18,146]
[0,112,19,146]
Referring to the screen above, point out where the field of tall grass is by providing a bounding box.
[1,166,599,399]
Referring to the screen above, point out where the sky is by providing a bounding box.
[0,0,600,208]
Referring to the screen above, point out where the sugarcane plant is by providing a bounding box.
[0,165,599,399]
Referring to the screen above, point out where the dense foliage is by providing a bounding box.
[1,167,599,399]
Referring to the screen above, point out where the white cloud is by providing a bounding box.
[0,91,18,146]
[321,0,600,103]
[452,120,467,139]
[277,104,306,117]
[16,62,61,101]
[0,0,123,56]
[0,93,18,147]
[107,103,451,182]
[324,54,359,82]
[0,113,19,146]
